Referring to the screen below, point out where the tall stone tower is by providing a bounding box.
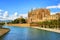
[28,8,50,23]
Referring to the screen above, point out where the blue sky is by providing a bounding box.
[0,0,60,20]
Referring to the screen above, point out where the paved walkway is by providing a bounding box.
[0,28,9,37]
[33,27,60,33]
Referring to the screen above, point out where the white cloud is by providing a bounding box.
[13,12,18,16]
[33,8,36,10]
[3,11,9,18]
[0,9,3,12]
[19,13,27,18]
[4,12,20,20]
[51,12,56,15]
[0,13,2,15]
[10,12,19,20]
[46,4,60,9]
[51,12,60,15]
[0,11,9,20]
[0,10,28,21]
[0,11,19,20]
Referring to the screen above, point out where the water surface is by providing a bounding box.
[0,26,60,40]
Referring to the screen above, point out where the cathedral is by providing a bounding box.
[28,8,50,23]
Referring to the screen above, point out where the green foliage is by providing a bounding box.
[21,18,26,23]
[0,22,5,25]
[37,19,60,29]
[8,18,27,24]
[0,22,5,28]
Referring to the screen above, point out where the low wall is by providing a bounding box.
[7,24,30,27]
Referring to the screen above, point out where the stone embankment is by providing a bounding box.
[0,28,10,37]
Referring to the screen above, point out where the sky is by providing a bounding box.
[0,0,60,20]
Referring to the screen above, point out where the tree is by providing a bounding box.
[8,17,27,24]
[21,18,26,23]
[0,22,5,28]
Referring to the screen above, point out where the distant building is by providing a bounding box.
[28,8,50,23]
[56,13,60,17]
[43,14,59,21]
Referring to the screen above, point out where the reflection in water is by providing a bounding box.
[0,26,60,40]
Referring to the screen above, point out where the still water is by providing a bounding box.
[0,26,60,40]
